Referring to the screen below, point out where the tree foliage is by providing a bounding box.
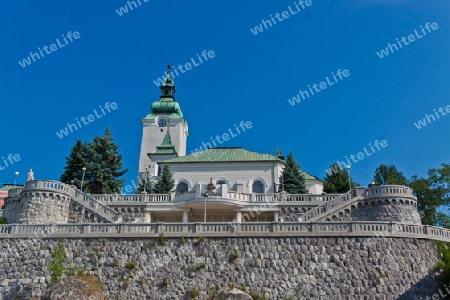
[137,172,154,194]
[279,153,307,194]
[405,163,450,287]
[154,165,175,194]
[323,163,356,194]
[60,128,128,194]
[373,164,407,185]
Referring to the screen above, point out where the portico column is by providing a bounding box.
[182,211,189,223]
[274,212,279,222]
[145,212,151,223]
[236,211,242,223]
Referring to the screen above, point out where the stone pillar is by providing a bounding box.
[220,184,228,198]
[144,212,151,223]
[274,212,279,222]
[182,211,189,223]
[236,211,242,223]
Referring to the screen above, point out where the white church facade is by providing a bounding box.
[137,66,324,198]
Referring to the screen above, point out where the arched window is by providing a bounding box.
[252,181,265,193]
[176,182,189,194]
[216,177,230,188]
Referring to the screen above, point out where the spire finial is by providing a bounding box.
[276,143,281,156]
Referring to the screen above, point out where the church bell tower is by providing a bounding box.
[138,65,189,178]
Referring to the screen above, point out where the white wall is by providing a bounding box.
[165,162,284,193]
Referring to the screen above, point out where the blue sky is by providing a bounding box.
[1,0,449,189]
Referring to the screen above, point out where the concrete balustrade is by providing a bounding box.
[0,221,449,242]
[364,185,415,198]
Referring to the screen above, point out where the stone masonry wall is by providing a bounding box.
[0,237,440,299]
[341,203,421,225]
[3,199,21,224]
[4,194,71,225]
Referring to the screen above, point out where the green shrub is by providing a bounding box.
[198,237,205,243]
[159,232,166,245]
[0,217,7,224]
[190,287,199,298]
[47,242,66,283]
[229,252,238,263]
[126,260,137,270]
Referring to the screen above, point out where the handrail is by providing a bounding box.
[302,189,361,222]
[0,222,449,242]
[72,189,123,223]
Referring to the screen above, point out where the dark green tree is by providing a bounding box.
[279,153,307,194]
[407,163,450,226]
[323,163,356,194]
[373,164,407,185]
[137,172,153,194]
[60,128,128,194]
[60,140,90,189]
[406,163,450,288]
[154,165,175,194]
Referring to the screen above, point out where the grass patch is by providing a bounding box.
[190,287,199,298]
[126,260,137,270]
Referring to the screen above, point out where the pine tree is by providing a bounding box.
[60,140,90,189]
[323,163,355,194]
[154,165,175,194]
[279,153,307,194]
[137,172,153,194]
[373,164,407,185]
[60,128,128,194]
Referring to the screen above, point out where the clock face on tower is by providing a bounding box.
[157,117,168,128]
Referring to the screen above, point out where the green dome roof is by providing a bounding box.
[143,67,184,120]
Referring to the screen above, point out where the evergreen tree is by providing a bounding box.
[154,165,175,194]
[373,164,407,185]
[137,172,153,194]
[279,153,307,194]
[60,128,128,194]
[323,163,356,194]
[60,140,90,189]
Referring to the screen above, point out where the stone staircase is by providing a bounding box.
[301,188,366,222]
[72,188,123,223]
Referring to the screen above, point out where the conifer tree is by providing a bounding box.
[279,153,307,194]
[154,165,175,194]
[60,140,90,189]
[137,172,153,194]
[60,128,128,194]
[323,163,355,194]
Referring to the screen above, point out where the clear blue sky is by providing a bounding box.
[1,0,449,189]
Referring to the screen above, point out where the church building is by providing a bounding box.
[137,66,323,200]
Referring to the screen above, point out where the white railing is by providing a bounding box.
[364,185,415,198]
[285,194,340,202]
[90,193,172,203]
[226,192,251,202]
[73,189,123,222]
[301,189,362,222]
[252,193,280,202]
[24,180,73,194]
[1,222,449,242]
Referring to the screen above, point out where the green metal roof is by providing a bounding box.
[302,171,320,181]
[154,130,177,155]
[143,70,184,120]
[161,148,284,164]
[0,184,24,191]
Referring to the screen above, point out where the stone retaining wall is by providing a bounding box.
[0,237,440,299]
[3,193,70,224]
